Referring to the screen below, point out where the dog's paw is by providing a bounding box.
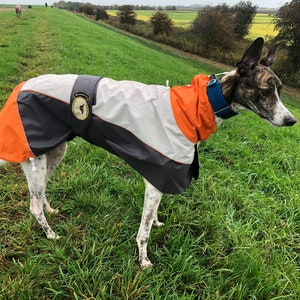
[45,206,59,214]
[153,220,165,227]
[44,202,59,214]
[49,208,59,214]
[46,231,60,240]
[140,257,153,269]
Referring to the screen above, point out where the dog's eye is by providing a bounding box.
[261,88,271,96]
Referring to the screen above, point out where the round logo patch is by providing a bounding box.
[72,96,89,120]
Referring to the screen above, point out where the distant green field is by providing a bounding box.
[107,10,278,38]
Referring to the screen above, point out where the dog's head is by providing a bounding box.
[221,37,296,127]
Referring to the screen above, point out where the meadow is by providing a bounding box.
[1,6,300,299]
[107,10,278,38]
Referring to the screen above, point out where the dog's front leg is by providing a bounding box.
[136,179,163,268]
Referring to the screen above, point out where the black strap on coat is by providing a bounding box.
[70,75,101,136]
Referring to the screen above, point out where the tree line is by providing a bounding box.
[55,0,300,88]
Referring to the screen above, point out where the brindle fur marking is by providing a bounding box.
[0,37,296,268]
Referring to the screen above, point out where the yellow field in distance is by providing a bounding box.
[107,10,278,39]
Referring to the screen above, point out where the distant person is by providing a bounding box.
[45,2,48,7]
[15,4,21,18]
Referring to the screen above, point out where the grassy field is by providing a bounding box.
[107,10,278,38]
[1,7,300,299]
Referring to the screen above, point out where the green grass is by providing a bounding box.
[1,7,300,299]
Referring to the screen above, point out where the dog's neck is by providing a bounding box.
[220,69,247,111]
[207,75,237,120]
[219,70,238,104]
[211,70,239,126]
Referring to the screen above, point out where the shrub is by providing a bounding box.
[232,1,257,39]
[150,10,174,35]
[191,7,236,50]
[117,5,137,25]
[78,3,94,16]
[95,7,108,21]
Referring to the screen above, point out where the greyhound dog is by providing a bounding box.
[0,37,296,268]
[15,4,21,18]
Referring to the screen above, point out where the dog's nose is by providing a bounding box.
[284,115,297,126]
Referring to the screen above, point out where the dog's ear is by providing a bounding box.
[260,42,279,66]
[236,37,264,75]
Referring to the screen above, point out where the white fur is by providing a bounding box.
[136,179,164,268]
[270,86,294,126]
[20,143,67,239]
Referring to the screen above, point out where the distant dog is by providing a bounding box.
[15,4,21,18]
[0,38,296,268]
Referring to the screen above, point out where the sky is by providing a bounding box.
[2,0,286,9]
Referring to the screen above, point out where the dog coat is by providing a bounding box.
[0,74,217,194]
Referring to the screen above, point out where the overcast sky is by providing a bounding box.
[2,0,286,9]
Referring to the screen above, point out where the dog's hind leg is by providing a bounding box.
[136,179,163,268]
[22,155,58,239]
[43,143,67,213]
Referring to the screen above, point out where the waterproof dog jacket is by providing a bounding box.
[0,74,217,194]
